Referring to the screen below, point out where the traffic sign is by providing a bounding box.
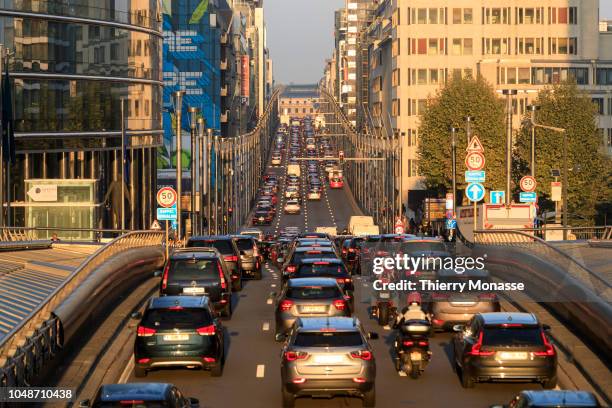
[490,191,505,204]
[394,217,405,234]
[466,135,484,152]
[465,170,486,183]
[157,187,178,208]
[466,183,485,202]
[445,193,454,210]
[519,192,537,203]
[465,152,485,170]
[157,205,178,221]
[551,182,561,202]
[27,184,58,202]
[446,219,457,229]
[519,176,537,192]
[150,220,162,230]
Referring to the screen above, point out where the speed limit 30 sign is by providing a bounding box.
[519,176,537,192]
[465,152,485,171]
[157,187,178,208]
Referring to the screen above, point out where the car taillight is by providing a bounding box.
[285,265,296,273]
[469,332,494,356]
[196,325,216,336]
[284,351,308,361]
[534,331,555,356]
[120,401,144,406]
[203,356,216,362]
[292,377,307,384]
[336,277,351,284]
[403,340,414,346]
[478,293,497,300]
[350,350,372,360]
[352,377,367,383]
[217,262,227,289]
[279,299,294,311]
[161,263,170,290]
[432,318,445,325]
[168,306,183,310]
[431,293,449,300]
[137,326,156,337]
[348,248,355,253]
[224,255,238,262]
[333,299,346,310]
[137,358,150,364]
[418,341,429,346]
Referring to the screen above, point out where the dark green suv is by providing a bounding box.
[133,296,225,377]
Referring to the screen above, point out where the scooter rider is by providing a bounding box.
[394,292,428,326]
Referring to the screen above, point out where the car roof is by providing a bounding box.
[190,235,233,241]
[149,296,209,309]
[294,246,335,252]
[480,312,538,326]
[288,277,339,287]
[522,390,598,406]
[98,383,171,401]
[299,258,344,265]
[297,317,361,332]
[171,248,220,259]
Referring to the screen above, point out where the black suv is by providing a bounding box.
[232,235,262,280]
[80,383,199,407]
[133,296,225,377]
[187,236,243,291]
[159,248,232,318]
[294,259,354,303]
[453,312,557,389]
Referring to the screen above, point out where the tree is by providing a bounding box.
[514,82,612,225]
[418,76,506,199]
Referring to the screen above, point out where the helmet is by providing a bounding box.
[407,291,421,306]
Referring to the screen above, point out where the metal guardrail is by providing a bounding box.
[0,230,164,386]
[0,226,132,243]
[474,229,611,302]
[474,226,612,242]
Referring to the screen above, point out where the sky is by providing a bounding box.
[264,0,612,85]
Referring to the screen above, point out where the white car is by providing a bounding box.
[285,187,299,199]
[284,199,301,214]
[307,190,321,200]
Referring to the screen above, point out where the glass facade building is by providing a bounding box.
[0,0,163,234]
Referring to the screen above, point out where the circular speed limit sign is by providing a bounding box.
[519,176,537,192]
[157,187,178,208]
[465,152,485,170]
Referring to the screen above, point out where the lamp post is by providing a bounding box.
[206,129,213,235]
[527,105,540,177]
[188,107,200,238]
[450,127,459,212]
[502,89,518,205]
[174,91,184,240]
[197,117,205,236]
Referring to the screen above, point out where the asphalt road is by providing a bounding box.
[124,135,542,407]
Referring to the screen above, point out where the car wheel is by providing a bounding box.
[222,301,232,319]
[377,303,389,326]
[460,367,475,388]
[233,277,242,292]
[281,386,295,408]
[211,360,223,377]
[362,388,375,407]
[134,366,147,378]
[542,375,557,389]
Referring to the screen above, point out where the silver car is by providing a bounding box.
[275,278,351,338]
[280,317,376,407]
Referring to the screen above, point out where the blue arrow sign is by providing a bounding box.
[157,205,178,221]
[490,190,505,204]
[446,219,457,229]
[519,192,537,203]
[466,183,485,202]
[465,170,486,183]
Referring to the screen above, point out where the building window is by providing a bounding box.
[549,38,577,55]
[516,37,543,55]
[592,98,604,115]
[392,99,401,116]
[483,37,510,55]
[407,160,420,177]
[516,7,543,24]
[532,67,589,85]
[549,7,578,24]
[483,7,510,24]
[596,68,612,85]
[451,38,472,55]
[392,38,401,56]
[392,69,400,87]
[452,8,472,24]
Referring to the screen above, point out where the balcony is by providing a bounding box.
[220,110,229,123]
[220,84,228,97]
[220,59,228,70]
[220,32,228,45]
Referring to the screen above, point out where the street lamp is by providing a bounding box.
[502,89,518,205]
[174,91,185,240]
[197,117,205,236]
[527,105,541,177]
[188,106,200,238]
[450,127,460,212]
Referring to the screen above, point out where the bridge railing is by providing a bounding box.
[0,230,164,387]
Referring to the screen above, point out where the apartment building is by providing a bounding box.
[364,0,612,207]
[279,85,319,125]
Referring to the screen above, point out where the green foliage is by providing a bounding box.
[515,82,612,224]
[418,76,506,198]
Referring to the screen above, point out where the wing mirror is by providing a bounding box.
[367,332,379,340]
[275,332,287,342]
[452,324,464,333]
[130,311,142,320]
[542,324,551,331]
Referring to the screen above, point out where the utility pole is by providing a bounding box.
[120,97,126,230]
[502,89,517,206]
[206,129,213,235]
[528,105,540,177]
[188,107,199,238]
[197,117,205,236]
[451,127,459,211]
[174,91,184,240]
[464,116,474,144]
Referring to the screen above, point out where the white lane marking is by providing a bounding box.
[266,298,273,304]
[262,322,270,331]
[119,356,134,383]
[256,364,265,378]
[271,283,277,287]
[398,370,407,377]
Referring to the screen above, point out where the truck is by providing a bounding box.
[315,226,337,236]
[287,164,301,177]
[352,224,380,236]
[348,216,376,235]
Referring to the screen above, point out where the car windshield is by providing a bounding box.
[291,252,336,264]
[234,238,254,251]
[401,241,447,253]
[142,308,212,330]
[287,286,341,299]
[296,263,347,277]
[169,259,218,281]
[482,327,544,346]
[188,240,234,255]
[294,332,364,347]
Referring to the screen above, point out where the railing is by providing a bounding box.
[0,230,164,387]
[474,226,612,242]
[0,226,132,243]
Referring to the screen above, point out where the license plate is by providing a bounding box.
[301,305,326,313]
[259,217,264,221]
[163,334,189,341]
[379,292,390,299]
[183,287,205,294]
[410,351,422,361]
[314,355,343,364]
[498,352,528,360]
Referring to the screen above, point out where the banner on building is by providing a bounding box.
[241,55,250,104]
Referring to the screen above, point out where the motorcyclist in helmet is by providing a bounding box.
[395,292,428,326]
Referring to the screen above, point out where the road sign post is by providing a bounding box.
[466,182,485,234]
[519,176,537,192]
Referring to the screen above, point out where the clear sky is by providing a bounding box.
[265,0,612,85]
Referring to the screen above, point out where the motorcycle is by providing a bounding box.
[370,289,396,326]
[393,319,432,379]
